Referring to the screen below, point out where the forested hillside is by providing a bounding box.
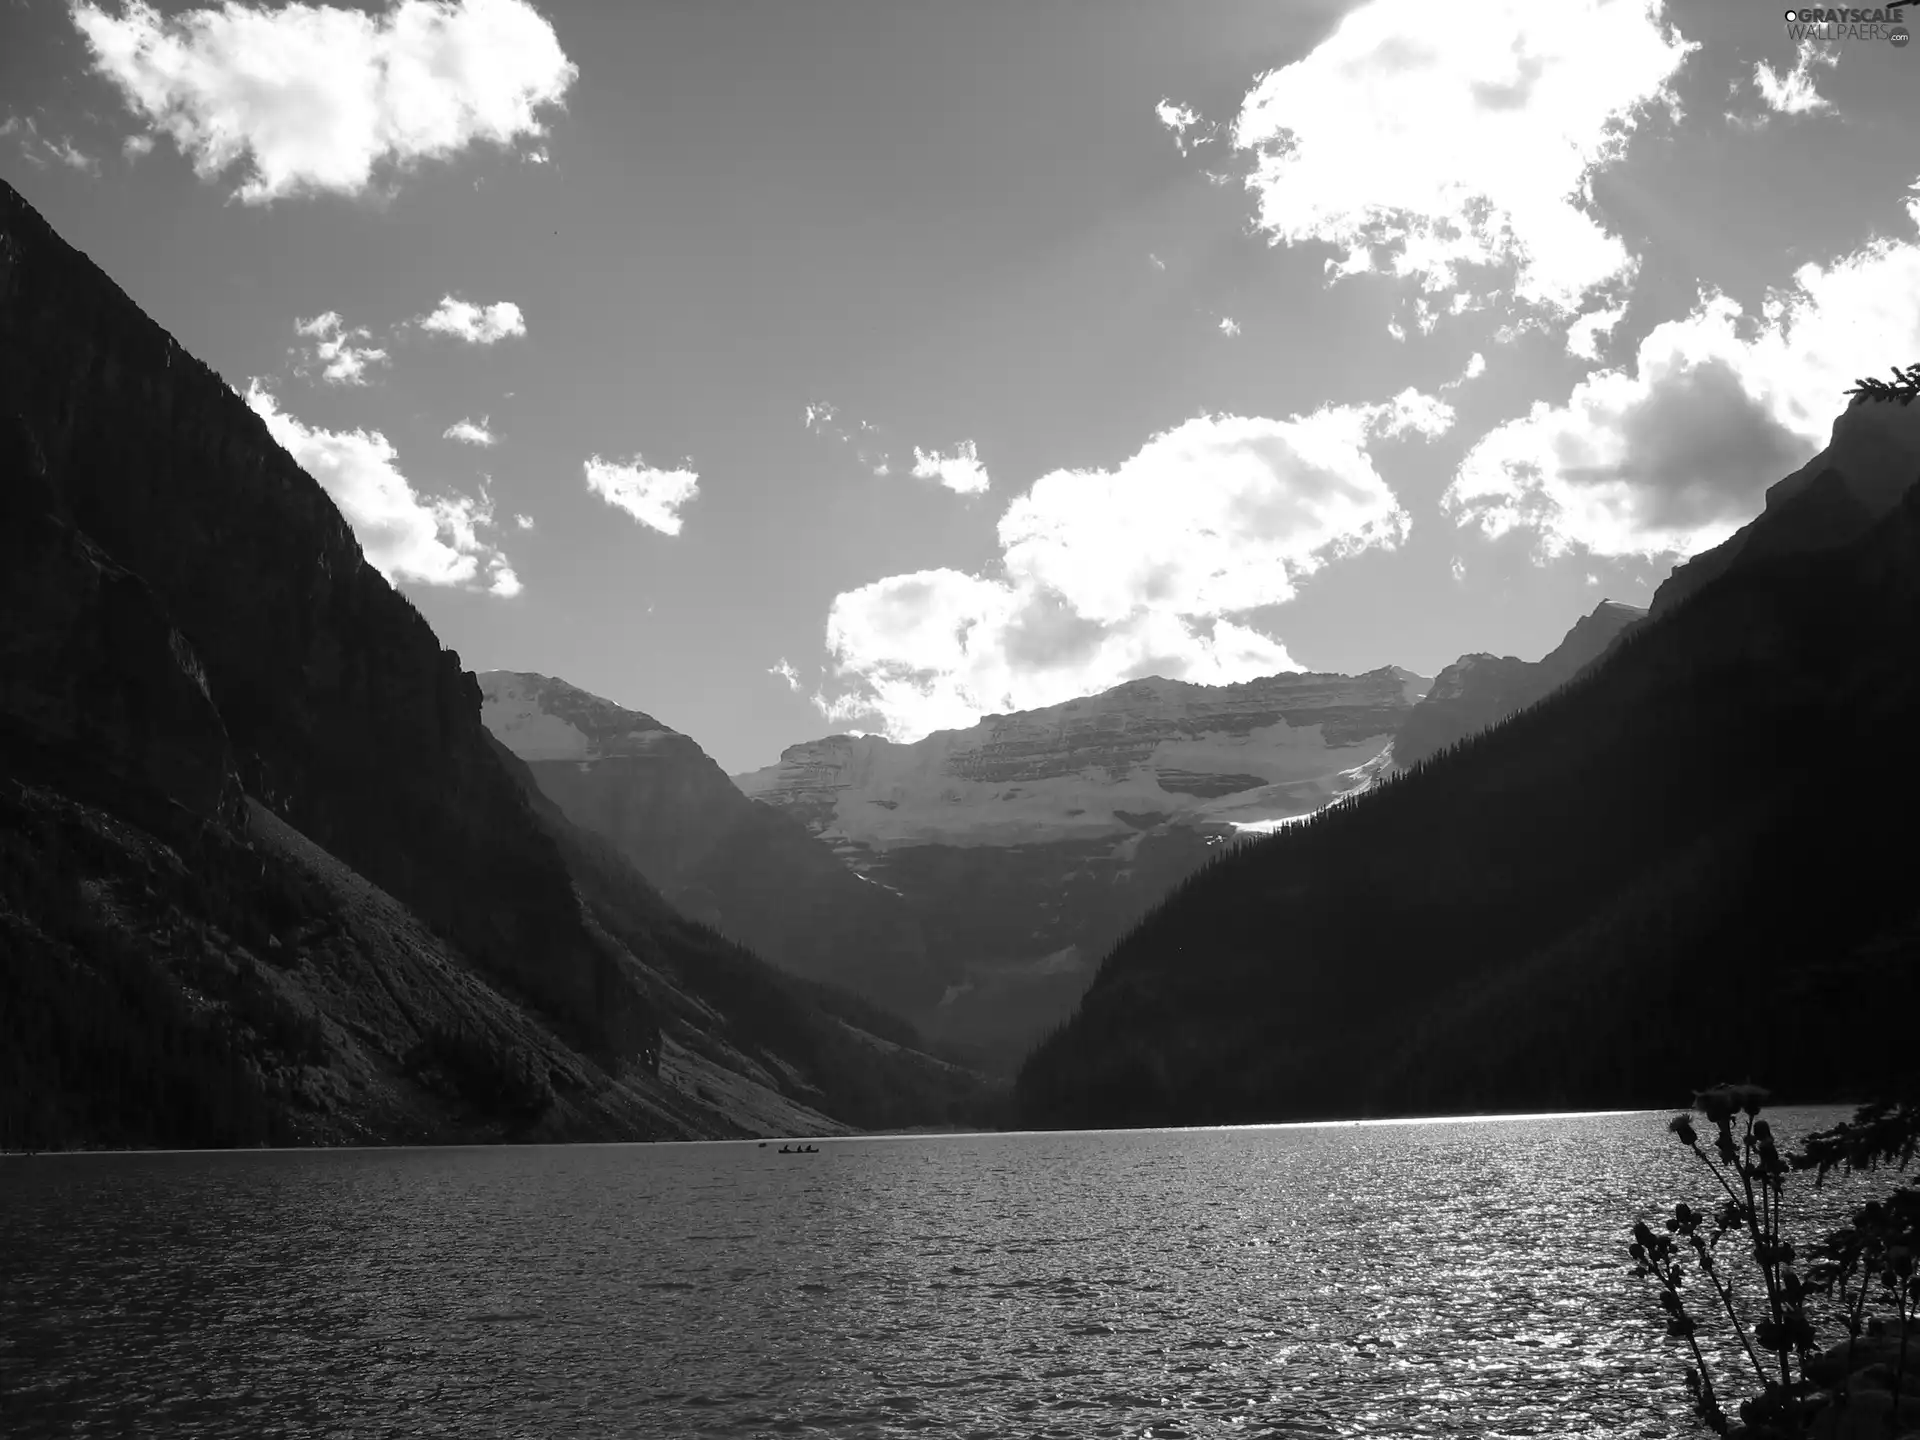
[1017,452,1920,1128]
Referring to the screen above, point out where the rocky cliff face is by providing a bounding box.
[0,179,991,1147]
[0,179,650,1067]
[479,671,939,1018]
[732,666,1430,1059]
[1650,391,1920,618]
[1393,600,1647,769]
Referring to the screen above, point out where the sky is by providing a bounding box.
[3,0,1918,773]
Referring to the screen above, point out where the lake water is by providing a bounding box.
[0,1108,1861,1438]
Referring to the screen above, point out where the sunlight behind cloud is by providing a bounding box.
[1444,188,1920,558]
[70,0,577,204]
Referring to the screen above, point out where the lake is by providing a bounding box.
[0,1108,1860,1438]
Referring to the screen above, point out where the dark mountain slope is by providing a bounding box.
[1650,388,1920,617]
[488,737,997,1132]
[1392,599,1646,768]
[478,672,941,1020]
[0,178,992,1147]
[0,178,645,1065]
[1016,432,1920,1129]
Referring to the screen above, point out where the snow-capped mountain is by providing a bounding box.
[478,671,939,1020]
[735,666,1431,854]
[731,666,1430,1059]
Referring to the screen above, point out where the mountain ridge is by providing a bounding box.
[0,177,991,1148]
[1015,401,1920,1129]
[478,669,944,1022]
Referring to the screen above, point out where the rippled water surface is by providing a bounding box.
[0,1109,1860,1438]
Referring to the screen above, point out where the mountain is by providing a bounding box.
[1015,392,1920,1130]
[1650,389,1920,618]
[0,178,989,1149]
[1392,599,1646,768]
[734,665,1431,1063]
[478,671,939,1018]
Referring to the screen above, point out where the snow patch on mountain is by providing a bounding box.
[733,667,1429,855]
[479,671,676,761]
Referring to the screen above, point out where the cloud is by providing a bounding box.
[1155,98,1209,155]
[443,415,495,446]
[293,310,388,385]
[804,400,892,476]
[122,133,153,160]
[2,113,99,172]
[1228,0,1696,322]
[1753,39,1837,116]
[1218,316,1242,337]
[768,658,802,693]
[417,295,525,344]
[70,0,577,204]
[910,440,991,496]
[246,382,521,594]
[1567,301,1629,360]
[1444,187,1920,558]
[1441,351,1489,392]
[1149,252,1166,271]
[1374,387,1455,440]
[583,453,700,536]
[812,408,1412,740]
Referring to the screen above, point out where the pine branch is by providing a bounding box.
[1844,362,1920,406]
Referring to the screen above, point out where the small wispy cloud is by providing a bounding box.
[768,657,802,693]
[583,453,700,536]
[443,415,496,446]
[1440,351,1488,392]
[1218,317,1241,337]
[122,133,154,161]
[418,296,526,345]
[910,440,991,496]
[1753,39,1838,117]
[293,311,388,385]
[1148,252,1166,271]
[804,400,892,476]
[1154,98,1207,155]
[246,381,520,595]
[1566,300,1630,361]
[2,114,99,173]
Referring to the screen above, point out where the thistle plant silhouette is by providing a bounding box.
[1629,1085,1920,1438]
